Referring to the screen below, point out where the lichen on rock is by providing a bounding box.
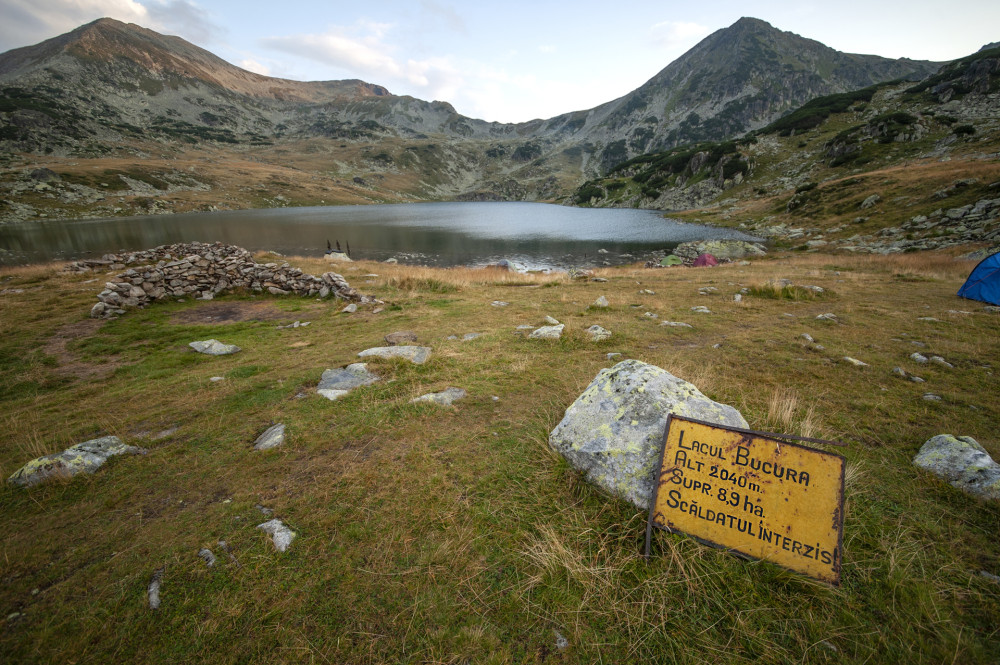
[8,435,146,487]
[548,360,747,510]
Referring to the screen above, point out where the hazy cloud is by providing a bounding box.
[419,0,466,33]
[0,0,149,51]
[0,0,222,53]
[262,22,465,99]
[649,20,712,50]
[538,44,556,53]
[143,0,221,45]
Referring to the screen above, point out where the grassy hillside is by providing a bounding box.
[1,251,998,663]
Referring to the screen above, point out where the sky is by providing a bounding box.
[2,0,999,123]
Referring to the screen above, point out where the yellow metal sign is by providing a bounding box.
[647,415,846,584]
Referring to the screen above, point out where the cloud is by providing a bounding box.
[0,0,148,51]
[538,45,556,54]
[262,22,464,101]
[143,0,220,45]
[0,0,222,53]
[239,59,270,76]
[649,20,712,51]
[419,0,466,33]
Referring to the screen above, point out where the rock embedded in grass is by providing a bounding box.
[529,324,564,340]
[593,296,609,308]
[8,435,146,487]
[258,519,296,552]
[549,359,748,511]
[842,357,869,367]
[148,568,163,610]
[189,339,241,356]
[660,321,693,328]
[253,424,286,451]
[384,331,418,346]
[411,387,467,406]
[317,363,380,400]
[357,345,432,364]
[913,434,1000,500]
[586,325,612,341]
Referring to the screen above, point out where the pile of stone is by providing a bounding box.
[66,242,376,319]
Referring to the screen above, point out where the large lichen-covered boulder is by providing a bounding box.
[913,434,1000,500]
[674,239,766,262]
[549,360,748,510]
[8,436,146,487]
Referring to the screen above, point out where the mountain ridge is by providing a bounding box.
[0,16,971,222]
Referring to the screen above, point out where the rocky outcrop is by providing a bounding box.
[8,435,146,487]
[673,239,767,262]
[66,242,374,318]
[548,360,748,510]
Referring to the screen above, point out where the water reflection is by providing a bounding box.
[0,202,760,269]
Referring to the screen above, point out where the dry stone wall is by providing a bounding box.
[65,242,375,318]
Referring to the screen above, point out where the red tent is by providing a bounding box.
[692,253,718,267]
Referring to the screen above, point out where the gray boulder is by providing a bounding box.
[549,360,747,510]
[189,339,241,356]
[8,435,146,487]
[357,346,432,364]
[674,239,766,262]
[913,434,1000,500]
[317,363,380,400]
[253,424,286,451]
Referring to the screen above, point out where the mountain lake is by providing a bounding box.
[0,201,762,270]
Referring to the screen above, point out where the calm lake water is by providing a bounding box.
[0,202,761,270]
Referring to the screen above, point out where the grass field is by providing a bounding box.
[1,250,998,663]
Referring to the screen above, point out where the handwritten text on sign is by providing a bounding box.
[649,416,846,584]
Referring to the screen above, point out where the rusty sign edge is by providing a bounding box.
[644,414,847,586]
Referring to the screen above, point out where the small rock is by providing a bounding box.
[385,331,418,346]
[698,287,719,295]
[980,571,1000,584]
[917,317,940,322]
[816,313,837,322]
[317,363,380,400]
[411,387,467,406]
[643,312,658,318]
[892,366,908,378]
[607,352,622,360]
[253,424,286,451]
[842,357,869,367]
[255,504,273,516]
[148,568,163,610]
[357,346,432,364]
[690,306,711,314]
[592,296,609,308]
[258,519,296,552]
[801,333,815,343]
[189,339,241,356]
[923,393,943,401]
[639,289,655,295]
[910,376,926,383]
[210,376,225,382]
[733,294,742,302]
[660,321,693,328]
[529,324,564,340]
[544,316,560,325]
[341,303,358,314]
[516,324,535,330]
[462,332,482,341]
[586,325,612,341]
[554,630,569,650]
[198,548,217,567]
[913,434,1000,500]
[911,353,928,364]
[986,306,1000,313]
[491,300,509,307]
[930,356,954,368]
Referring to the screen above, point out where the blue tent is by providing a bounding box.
[958,251,1000,306]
